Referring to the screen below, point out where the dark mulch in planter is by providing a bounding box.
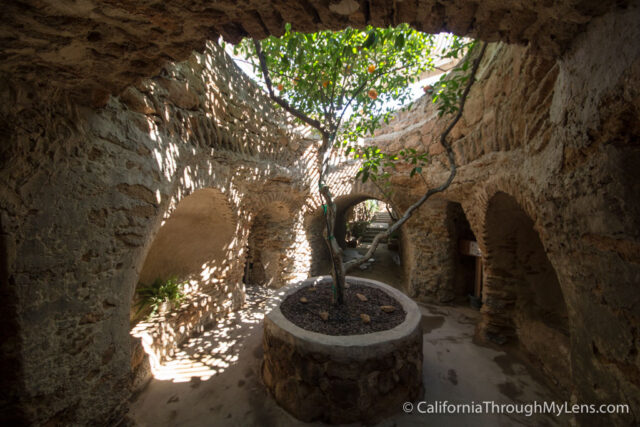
[280,281,406,336]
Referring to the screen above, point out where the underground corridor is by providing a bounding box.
[1,1,639,426]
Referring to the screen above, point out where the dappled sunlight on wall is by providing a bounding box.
[245,202,300,288]
[135,285,287,383]
[131,187,249,370]
[139,188,237,284]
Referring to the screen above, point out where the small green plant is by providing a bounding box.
[135,276,185,317]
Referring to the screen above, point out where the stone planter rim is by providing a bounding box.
[264,275,421,359]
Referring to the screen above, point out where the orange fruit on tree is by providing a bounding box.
[367,64,376,74]
[368,88,378,100]
[277,83,284,91]
[322,80,330,88]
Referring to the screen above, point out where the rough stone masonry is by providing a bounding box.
[0,1,639,425]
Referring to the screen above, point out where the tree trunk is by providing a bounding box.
[318,134,346,304]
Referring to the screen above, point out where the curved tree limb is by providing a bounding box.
[344,42,488,272]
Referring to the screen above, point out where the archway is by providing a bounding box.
[130,187,246,376]
[450,201,481,303]
[314,195,405,290]
[481,191,571,393]
[138,188,240,290]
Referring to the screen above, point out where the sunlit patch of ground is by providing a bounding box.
[148,285,276,383]
[130,275,565,426]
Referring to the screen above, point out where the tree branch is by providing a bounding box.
[344,42,488,272]
[253,39,326,134]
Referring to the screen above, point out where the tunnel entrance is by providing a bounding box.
[482,191,571,393]
[450,202,482,304]
[329,197,404,290]
[130,188,245,382]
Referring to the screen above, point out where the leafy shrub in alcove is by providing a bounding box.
[135,276,185,317]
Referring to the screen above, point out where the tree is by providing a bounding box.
[234,24,487,305]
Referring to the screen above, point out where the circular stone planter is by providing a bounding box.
[262,276,423,424]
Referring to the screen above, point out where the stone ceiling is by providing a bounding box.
[0,0,629,100]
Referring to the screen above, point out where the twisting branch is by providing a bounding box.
[344,42,488,272]
[253,40,325,135]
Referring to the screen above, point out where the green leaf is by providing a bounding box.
[362,31,376,49]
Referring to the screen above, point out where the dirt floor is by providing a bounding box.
[129,246,568,426]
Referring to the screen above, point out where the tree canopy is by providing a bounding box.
[231,24,486,304]
[234,24,474,145]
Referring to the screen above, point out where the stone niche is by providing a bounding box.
[262,276,423,424]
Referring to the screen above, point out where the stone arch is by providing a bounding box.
[479,190,571,392]
[306,186,380,271]
[137,187,242,290]
[333,193,382,248]
[130,185,247,375]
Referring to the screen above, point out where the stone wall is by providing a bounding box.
[358,6,640,424]
[0,1,639,425]
[1,0,624,100]
[0,41,316,424]
[398,199,475,303]
[400,199,457,303]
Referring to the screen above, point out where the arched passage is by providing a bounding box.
[307,194,405,289]
[138,188,240,288]
[450,201,481,301]
[130,188,246,375]
[334,195,383,248]
[480,191,571,393]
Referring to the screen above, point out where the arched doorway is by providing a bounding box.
[138,188,240,291]
[481,191,571,393]
[450,202,481,303]
[130,188,245,377]
[320,195,405,290]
